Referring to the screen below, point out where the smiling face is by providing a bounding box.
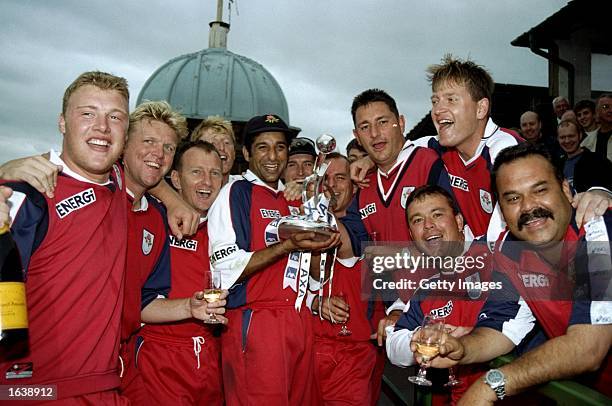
[353,101,405,173]
[196,128,235,178]
[557,122,582,156]
[406,193,464,257]
[59,85,128,182]
[520,111,542,143]
[576,107,596,130]
[430,80,488,160]
[323,156,354,216]
[171,147,223,214]
[496,155,572,247]
[283,153,315,183]
[243,131,288,188]
[123,119,178,197]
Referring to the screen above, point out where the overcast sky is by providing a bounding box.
[1,0,610,164]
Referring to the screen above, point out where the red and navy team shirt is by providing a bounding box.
[477,211,612,396]
[122,192,171,342]
[311,257,374,342]
[413,119,522,239]
[140,221,218,339]
[342,141,453,255]
[208,170,294,307]
[0,151,127,398]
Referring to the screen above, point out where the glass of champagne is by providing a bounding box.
[203,269,223,324]
[442,326,462,387]
[408,315,444,386]
[336,291,352,336]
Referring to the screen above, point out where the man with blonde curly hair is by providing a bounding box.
[192,115,236,184]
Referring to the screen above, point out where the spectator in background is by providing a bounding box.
[519,111,543,144]
[346,138,367,163]
[191,116,237,185]
[582,93,612,162]
[552,96,570,123]
[557,119,612,193]
[520,110,562,159]
[561,109,576,123]
[574,99,599,138]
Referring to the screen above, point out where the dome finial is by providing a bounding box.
[209,0,230,49]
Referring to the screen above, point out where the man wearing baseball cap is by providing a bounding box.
[283,137,317,184]
[208,113,340,405]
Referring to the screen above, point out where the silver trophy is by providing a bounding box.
[278,134,337,241]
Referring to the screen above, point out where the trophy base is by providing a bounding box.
[278,218,336,242]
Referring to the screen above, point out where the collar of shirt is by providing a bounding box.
[49,149,113,186]
[377,140,416,178]
[243,169,285,193]
[126,188,149,212]
[458,118,499,166]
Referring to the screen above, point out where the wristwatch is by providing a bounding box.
[484,369,506,400]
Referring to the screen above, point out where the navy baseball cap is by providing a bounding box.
[243,114,293,148]
[289,137,317,158]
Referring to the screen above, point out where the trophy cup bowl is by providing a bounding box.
[277,216,337,242]
[278,133,338,242]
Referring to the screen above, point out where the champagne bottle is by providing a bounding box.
[0,224,29,360]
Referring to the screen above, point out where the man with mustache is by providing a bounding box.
[421,143,612,405]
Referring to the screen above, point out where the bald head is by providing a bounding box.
[520,111,542,143]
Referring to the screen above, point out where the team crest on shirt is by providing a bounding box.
[288,206,301,215]
[400,186,416,209]
[142,229,154,255]
[479,189,493,214]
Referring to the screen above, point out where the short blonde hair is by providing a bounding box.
[129,100,188,141]
[62,71,129,115]
[191,115,235,144]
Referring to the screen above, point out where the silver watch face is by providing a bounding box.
[486,369,504,385]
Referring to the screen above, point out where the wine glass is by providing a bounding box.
[408,315,444,386]
[443,325,462,386]
[202,269,223,324]
[336,291,352,336]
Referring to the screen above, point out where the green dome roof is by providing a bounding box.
[137,47,290,123]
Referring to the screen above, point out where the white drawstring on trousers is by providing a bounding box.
[192,336,205,369]
[119,355,125,377]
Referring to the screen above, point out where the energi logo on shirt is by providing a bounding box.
[55,188,96,218]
